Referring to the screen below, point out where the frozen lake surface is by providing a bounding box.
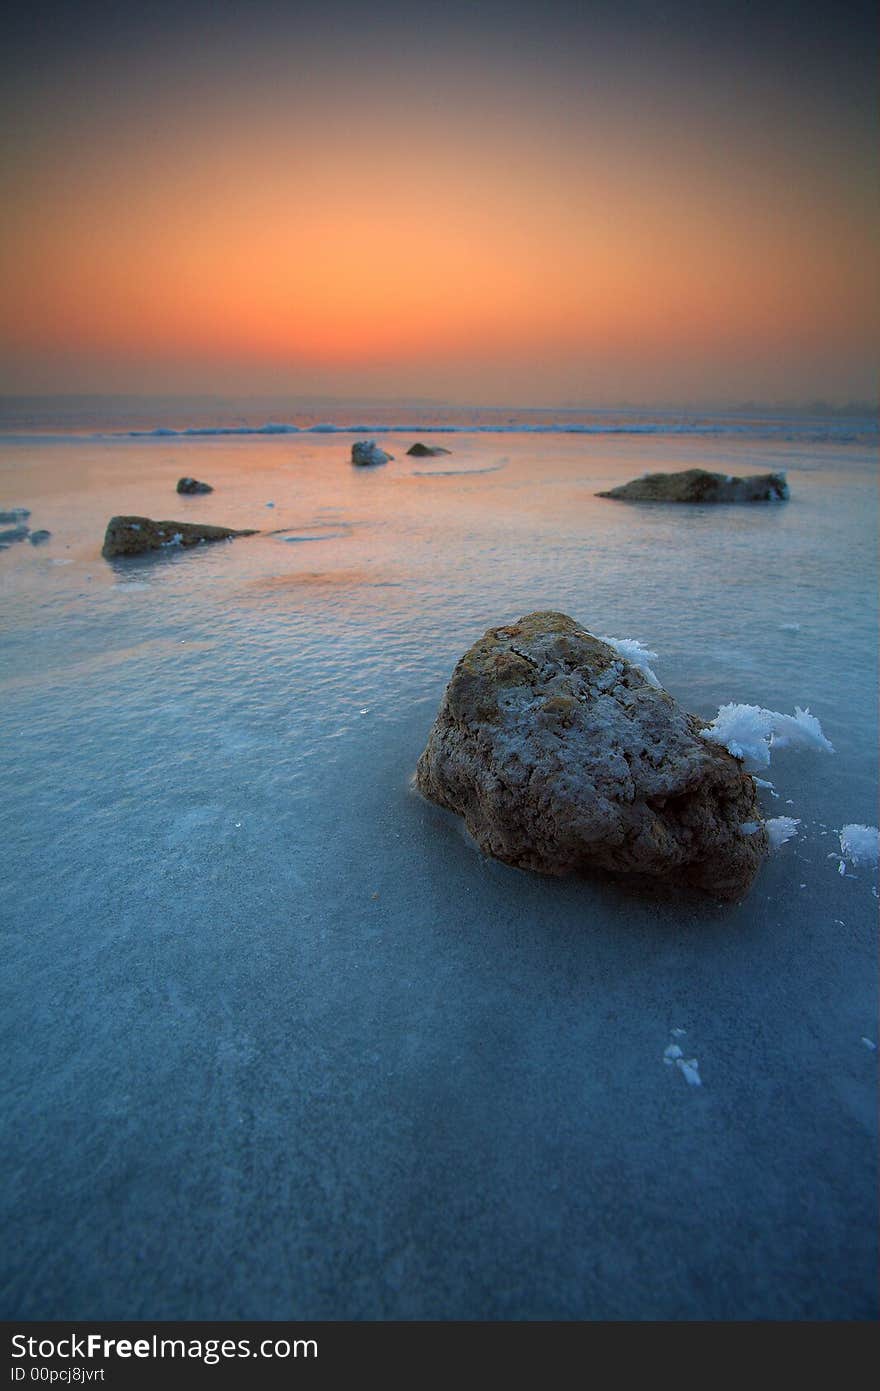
[1,417,877,1319]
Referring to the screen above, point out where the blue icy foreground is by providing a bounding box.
[0,424,876,1319]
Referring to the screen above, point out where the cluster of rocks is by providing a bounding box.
[0,508,51,549]
[597,469,789,503]
[351,440,454,465]
[415,611,768,900]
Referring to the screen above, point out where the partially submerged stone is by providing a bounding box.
[0,524,29,545]
[28,529,51,545]
[177,477,214,494]
[102,516,257,559]
[351,441,392,466]
[0,508,31,524]
[597,469,789,503]
[416,611,768,900]
[406,442,452,457]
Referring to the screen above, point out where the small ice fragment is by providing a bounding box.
[832,920,845,926]
[754,777,774,789]
[765,816,799,849]
[677,1058,702,1086]
[780,623,800,632]
[862,1038,876,1051]
[799,883,806,888]
[359,708,369,715]
[740,821,760,835]
[838,860,846,876]
[664,1044,683,1061]
[838,824,879,868]
[671,1028,686,1037]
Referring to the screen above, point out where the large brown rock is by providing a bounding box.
[102,516,257,559]
[597,469,789,503]
[415,612,768,900]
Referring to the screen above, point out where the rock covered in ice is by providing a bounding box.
[594,636,661,688]
[176,477,214,494]
[597,469,789,503]
[838,824,879,867]
[415,611,768,900]
[101,516,258,558]
[351,441,392,467]
[406,442,452,457]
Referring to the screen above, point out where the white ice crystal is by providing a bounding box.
[764,816,800,849]
[677,1058,702,1087]
[596,636,660,688]
[699,703,833,770]
[838,824,879,867]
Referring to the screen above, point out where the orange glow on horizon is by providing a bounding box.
[2,45,877,402]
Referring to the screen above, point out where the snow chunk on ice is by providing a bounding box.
[699,703,833,769]
[838,824,879,867]
[596,636,660,688]
[764,816,799,849]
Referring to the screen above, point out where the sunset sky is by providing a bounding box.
[1,0,877,405]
